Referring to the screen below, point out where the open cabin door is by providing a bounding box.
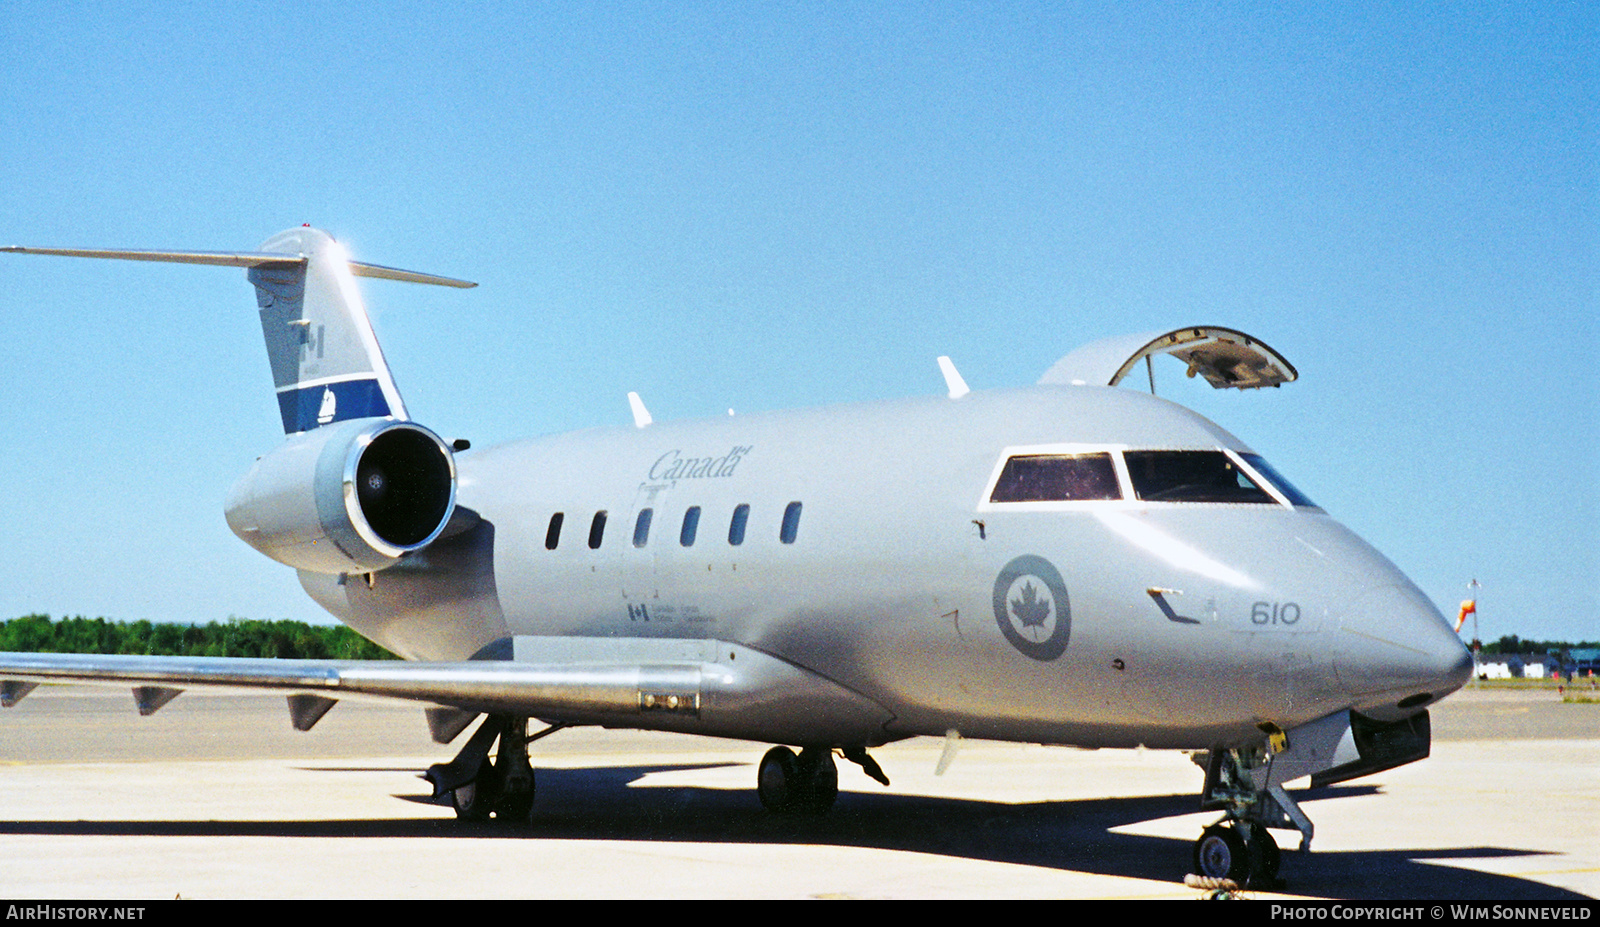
[1038,326,1296,392]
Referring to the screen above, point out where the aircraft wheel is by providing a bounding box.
[451,759,495,822]
[495,787,535,825]
[795,747,838,815]
[759,746,838,815]
[1193,823,1249,883]
[495,764,536,825]
[1247,823,1281,883]
[758,746,803,813]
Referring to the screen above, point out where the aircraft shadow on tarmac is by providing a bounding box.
[2,761,1582,901]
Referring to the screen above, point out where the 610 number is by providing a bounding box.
[1251,601,1302,625]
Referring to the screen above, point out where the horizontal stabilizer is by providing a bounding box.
[2,246,477,288]
[0,245,305,268]
[348,261,476,288]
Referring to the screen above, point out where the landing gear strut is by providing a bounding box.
[426,715,562,824]
[1191,747,1304,888]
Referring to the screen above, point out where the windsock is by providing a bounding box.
[1455,599,1476,633]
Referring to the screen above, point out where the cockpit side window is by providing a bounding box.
[1124,450,1274,504]
[1239,453,1316,507]
[990,453,1121,503]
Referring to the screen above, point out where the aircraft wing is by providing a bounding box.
[0,639,894,746]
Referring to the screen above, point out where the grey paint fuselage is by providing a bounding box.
[307,383,1469,752]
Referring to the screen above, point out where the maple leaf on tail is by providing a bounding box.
[1010,581,1053,629]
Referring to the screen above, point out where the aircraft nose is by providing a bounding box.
[1334,583,1474,718]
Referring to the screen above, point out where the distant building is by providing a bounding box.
[1475,653,1563,679]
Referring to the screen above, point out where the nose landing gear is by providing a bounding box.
[1190,747,1304,889]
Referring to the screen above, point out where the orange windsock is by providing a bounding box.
[1455,599,1476,633]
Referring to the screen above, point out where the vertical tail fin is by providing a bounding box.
[253,227,411,434]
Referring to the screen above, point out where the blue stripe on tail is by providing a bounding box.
[276,378,391,434]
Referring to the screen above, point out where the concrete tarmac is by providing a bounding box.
[0,684,1594,900]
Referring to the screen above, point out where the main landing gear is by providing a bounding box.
[756,745,888,815]
[426,715,563,825]
[1189,747,1309,889]
[428,724,893,823]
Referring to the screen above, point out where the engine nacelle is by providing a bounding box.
[225,417,457,574]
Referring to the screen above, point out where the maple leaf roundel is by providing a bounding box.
[992,555,1071,661]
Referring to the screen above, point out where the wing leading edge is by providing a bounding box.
[0,639,894,746]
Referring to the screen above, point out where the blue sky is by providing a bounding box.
[1,2,1594,643]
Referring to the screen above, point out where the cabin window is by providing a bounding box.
[780,501,802,543]
[990,453,1121,502]
[680,506,701,546]
[633,508,653,547]
[1239,453,1316,507]
[728,504,750,546]
[545,513,564,550]
[1124,451,1274,504]
[588,511,608,549]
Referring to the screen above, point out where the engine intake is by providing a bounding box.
[226,417,457,574]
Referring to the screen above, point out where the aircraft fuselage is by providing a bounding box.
[306,384,1468,751]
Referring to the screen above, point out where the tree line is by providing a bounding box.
[0,614,397,660]
[1478,634,1598,656]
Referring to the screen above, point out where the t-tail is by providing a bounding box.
[3,225,475,434]
[4,226,477,574]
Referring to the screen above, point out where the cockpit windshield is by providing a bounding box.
[982,447,1317,508]
[1124,450,1272,503]
[1238,453,1316,507]
[990,453,1121,502]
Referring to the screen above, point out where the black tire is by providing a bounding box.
[1246,822,1281,882]
[495,786,535,825]
[795,747,838,815]
[495,763,536,825]
[450,759,495,822]
[758,746,802,813]
[1193,823,1249,882]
